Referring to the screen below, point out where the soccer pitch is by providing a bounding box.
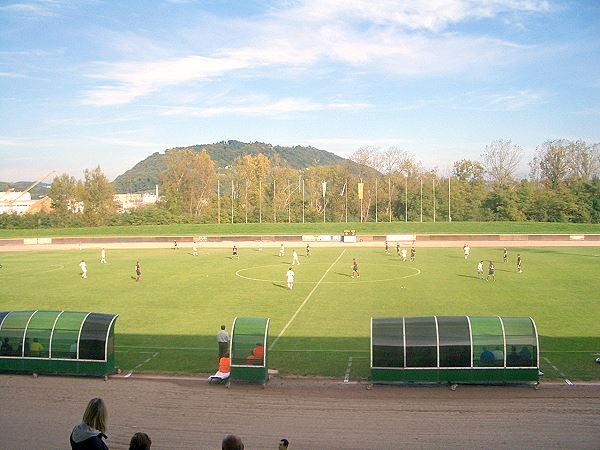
[1,245,599,381]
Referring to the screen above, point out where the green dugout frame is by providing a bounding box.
[0,310,118,377]
[229,317,270,385]
[371,316,540,384]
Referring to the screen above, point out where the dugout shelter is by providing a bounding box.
[230,317,270,385]
[0,310,118,377]
[371,316,539,384]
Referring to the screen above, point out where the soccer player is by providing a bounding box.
[517,254,522,273]
[477,261,484,279]
[463,243,470,260]
[306,243,311,257]
[351,258,360,278]
[385,240,389,255]
[135,261,142,281]
[396,242,400,256]
[279,244,285,257]
[410,246,416,262]
[173,240,178,250]
[292,250,300,266]
[503,247,508,263]
[232,245,238,259]
[192,242,198,256]
[486,261,495,282]
[401,248,407,261]
[79,260,87,279]
[100,248,107,264]
[286,267,295,290]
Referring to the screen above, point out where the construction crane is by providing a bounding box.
[3,170,56,205]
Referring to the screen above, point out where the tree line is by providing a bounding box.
[1,138,599,229]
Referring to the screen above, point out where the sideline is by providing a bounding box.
[124,351,159,378]
[269,249,346,351]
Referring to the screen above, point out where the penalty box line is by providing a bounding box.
[269,249,346,352]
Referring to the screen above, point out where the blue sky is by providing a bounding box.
[1,0,599,182]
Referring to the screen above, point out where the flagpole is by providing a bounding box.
[288,179,291,223]
[259,179,262,224]
[231,179,234,224]
[302,178,305,224]
[388,177,391,223]
[433,175,436,223]
[448,175,451,222]
[375,177,378,223]
[217,178,220,224]
[273,178,276,224]
[420,177,423,223]
[345,179,348,223]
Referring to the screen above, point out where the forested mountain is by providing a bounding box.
[113,140,348,193]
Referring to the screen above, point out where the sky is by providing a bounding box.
[1,0,599,182]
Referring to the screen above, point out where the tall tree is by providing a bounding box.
[81,166,116,225]
[49,173,81,216]
[481,139,522,188]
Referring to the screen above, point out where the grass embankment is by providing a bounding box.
[1,221,600,238]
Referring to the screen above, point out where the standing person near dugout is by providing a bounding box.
[135,261,142,282]
[79,260,87,279]
[216,325,229,359]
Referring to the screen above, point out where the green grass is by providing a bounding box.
[1,245,599,381]
[1,221,600,238]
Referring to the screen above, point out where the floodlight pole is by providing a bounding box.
[273,178,276,223]
[231,179,234,224]
[288,179,291,223]
[302,178,305,224]
[245,181,248,224]
[433,175,436,223]
[448,175,451,222]
[345,179,348,223]
[388,177,392,223]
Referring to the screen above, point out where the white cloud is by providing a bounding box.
[81,0,551,106]
[454,89,551,111]
[161,98,372,117]
[0,1,62,17]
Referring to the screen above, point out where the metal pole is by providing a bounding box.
[259,179,262,224]
[302,179,306,223]
[323,185,326,223]
[217,178,220,224]
[273,178,276,223]
[231,179,234,224]
[448,175,451,222]
[433,175,436,223]
[245,181,248,224]
[388,177,392,223]
[288,179,291,223]
[405,173,408,223]
[420,178,423,223]
[375,177,378,223]
[360,179,363,223]
[345,179,348,223]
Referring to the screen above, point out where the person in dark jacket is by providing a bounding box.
[70,397,109,449]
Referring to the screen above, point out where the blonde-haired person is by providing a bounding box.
[70,397,109,449]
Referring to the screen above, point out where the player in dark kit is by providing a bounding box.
[486,261,495,281]
[232,245,238,259]
[396,242,400,256]
[503,248,508,263]
[351,258,360,278]
[517,254,522,273]
[306,243,311,257]
[385,240,389,255]
[410,247,416,262]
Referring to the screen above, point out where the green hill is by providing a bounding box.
[113,140,350,193]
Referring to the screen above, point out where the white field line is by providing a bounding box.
[343,356,353,383]
[269,249,346,352]
[124,351,159,378]
[542,356,572,385]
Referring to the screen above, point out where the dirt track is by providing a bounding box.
[1,374,599,450]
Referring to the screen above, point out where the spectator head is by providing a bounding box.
[222,434,244,450]
[279,438,289,449]
[129,432,151,450]
[221,325,226,330]
[82,398,107,434]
